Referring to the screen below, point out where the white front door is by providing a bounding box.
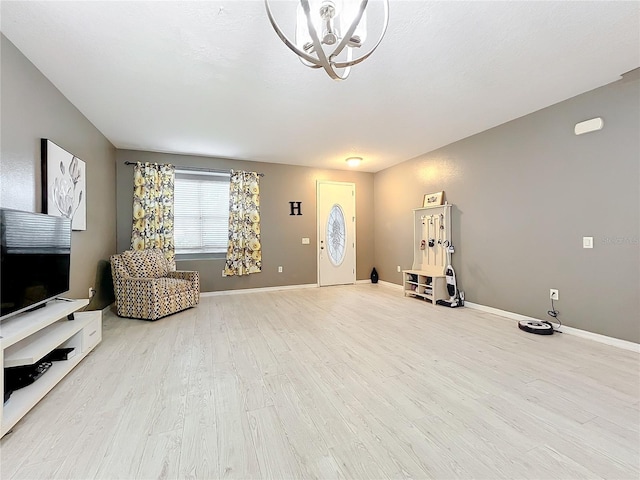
[317,181,356,286]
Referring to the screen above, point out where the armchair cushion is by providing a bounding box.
[121,248,169,278]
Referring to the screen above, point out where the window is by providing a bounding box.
[326,204,346,266]
[173,170,230,257]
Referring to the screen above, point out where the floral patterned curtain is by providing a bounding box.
[224,170,261,276]
[131,162,176,269]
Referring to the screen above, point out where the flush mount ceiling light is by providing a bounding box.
[345,157,362,167]
[264,0,390,80]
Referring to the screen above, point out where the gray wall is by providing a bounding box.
[116,150,374,291]
[0,34,117,299]
[374,74,640,343]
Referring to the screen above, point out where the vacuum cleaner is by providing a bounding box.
[436,242,464,308]
[517,320,554,335]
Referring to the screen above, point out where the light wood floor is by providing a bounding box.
[1,284,639,480]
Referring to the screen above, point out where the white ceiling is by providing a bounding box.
[2,1,639,172]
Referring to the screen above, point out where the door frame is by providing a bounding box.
[316,180,356,286]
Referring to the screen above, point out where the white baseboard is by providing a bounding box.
[101,303,113,314]
[202,280,396,296]
[201,283,317,297]
[465,301,640,353]
[204,281,380,294]
[378,280,402,289]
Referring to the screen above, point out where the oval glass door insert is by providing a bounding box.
[326,204,347,266]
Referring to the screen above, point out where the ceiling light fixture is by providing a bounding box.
[345,157,362,167]
[265,0,389,81]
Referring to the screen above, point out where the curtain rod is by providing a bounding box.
[123,161,264,177]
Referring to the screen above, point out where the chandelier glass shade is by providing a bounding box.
[265,0,389,80]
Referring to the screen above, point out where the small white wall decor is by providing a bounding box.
[422,191,444,207]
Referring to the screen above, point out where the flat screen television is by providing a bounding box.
[0,208,71,321]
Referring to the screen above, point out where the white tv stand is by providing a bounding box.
[0,299,101,437]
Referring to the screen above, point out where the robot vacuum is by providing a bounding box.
[518,320,554,335]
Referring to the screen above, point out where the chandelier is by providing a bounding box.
[264,0,389,80]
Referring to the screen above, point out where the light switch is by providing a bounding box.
[583,237,593,249]
[302,237,310,244]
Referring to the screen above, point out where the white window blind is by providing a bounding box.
[174,171,230,255]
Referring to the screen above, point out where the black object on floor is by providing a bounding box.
[85,259,115,311]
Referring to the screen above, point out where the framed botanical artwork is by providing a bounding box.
[41,139,86,231]
[422,191,444,207]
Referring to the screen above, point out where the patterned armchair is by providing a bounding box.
[110,249,199,320]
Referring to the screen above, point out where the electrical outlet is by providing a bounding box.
[550,289,559,300]
[302,237,310,244]
[583,236,593,249]
[278,266,283,273]
[88,287,95,299]
[397,265,401,272]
